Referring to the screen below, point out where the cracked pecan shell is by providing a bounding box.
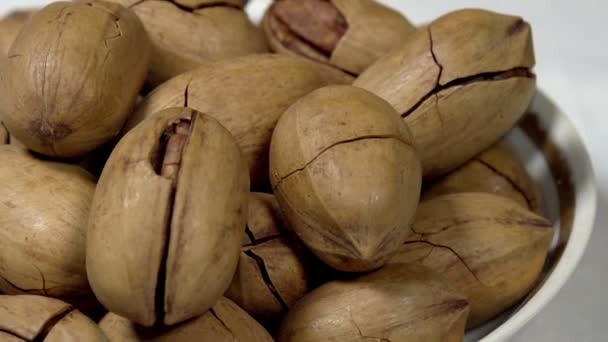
[391,193,553,328]
[263,0,415,75]
[278,264,469,342]
[106,0,266,87]
[127,54,353,190]
[423,143,544,214]
[0,146,96,309]
[99,297,272,342]
[226,193,316,328]
[270,85,422,272]
[86,107,249,327]
[0,295,106,341]
[355,9,536,178]
[0,1,151,158]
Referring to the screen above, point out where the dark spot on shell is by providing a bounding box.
[29,119,73,146]
[507,18,526,36]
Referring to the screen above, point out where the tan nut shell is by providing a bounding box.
[0,9,35,57]
[391,193,553,327]
[128,54,353,189]
[0,295,107,341]
[106,0,266,87]
[270,85,422,272]
[0,1,151,157]
[174,0,248,9]
[86,108,249,326]
[99,297,272,342]
[226,193,314,326]
[423,143,544,214]
[264,0,415,75]
[355,9,536,177]
[0,146,95,305]
[278,264,469,342]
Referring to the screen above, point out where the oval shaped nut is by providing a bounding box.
[106,0,266,87]
[0,9,35,56]
[128,54,353,189]
[391,193,553,328]
[0,295,107,342]
[355,9,536,177]
[264,0,415,75]
[278,264,469,342]
[0,146,96,307]
[86,107,249,327]
[423,143,544,214]
[270,85,422,272]
[99,297,273,342]
[0,1,151,158]
[226,193,316,327]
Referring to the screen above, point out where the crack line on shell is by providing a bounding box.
[209,308,235,338]
[243,250,290,311]
[130,0,242,12]
[413,216,551,237]
[428,27,444,90]
[183,79,192,107]
[244,225,257,245]
[402,238,486,286]
[243,234,284,247]
[0,328,28,341]
[152,113,197,325]
[474,158,535,210]
[273,135,411,190]
[350,311,391,342]
[32,305,75,342]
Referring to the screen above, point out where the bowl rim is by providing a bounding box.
[481,91,597,341]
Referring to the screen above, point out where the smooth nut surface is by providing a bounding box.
[0,295,107,342]
[128,54,353,189]
[0,146,96,307]
[423,143,544,214]
[0,1,151,157]
[226,193,315,327]
[355,9,536,177]
[264,0,415,74]
[391,193,553,327]
[99,297,273,342]
[106,0,266,87]
[270,85,422,272]
[277,264,469,342]
[0,9,35,56]
[87,107,249,326]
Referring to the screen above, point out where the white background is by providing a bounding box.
[2,1,607,341]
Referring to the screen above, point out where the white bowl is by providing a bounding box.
[462,92,597,341]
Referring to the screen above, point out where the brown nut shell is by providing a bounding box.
[264,0,415,75]
[0,122,8,144]
[106,0,265,87]
[0,1,151,158]
[277,264,469,342]
[0,9,35,57]
[99,297,272,342]
[0,146,96,307]
[355,9,536,177]
[423,143,544,214]
[128,54,353,189]
[391,193,553,327]
[226,193,315,327]
[270,85,422,272]
[86,107,249,327]
[0,295,107,341]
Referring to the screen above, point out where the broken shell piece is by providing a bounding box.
[391,193,553,327]
[264,0,416,75]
